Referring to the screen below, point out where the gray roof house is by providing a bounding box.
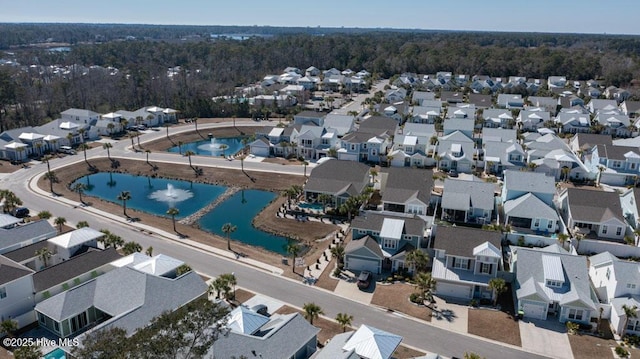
[0,255,35,328]
[558,188,627,241]
[435,131,475,174]
[380,167,433,216]
[323,114,355,137]
[441,178,496,224]
[513,245,597,323]
[502,170,556,206]
[347,212,427,274]
[304,160,370,206]
[483,141,526,175]
[211,306,320,359]
[0,219,57,254]
[482,109,513,129]
[35,265,207,339]
[431,226,502,300]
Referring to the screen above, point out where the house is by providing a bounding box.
[528,96,559,115]
[304,160,370,207]
[620,100,640,118]
[248,137,272,157]
[323,114,355,137]
[412,91,436,105]
[513,245,596,323]
[47,227,105,262]
[411,106,441,124]
[384,88,407,103]
[210,306,319,359]
[558,188,627,240]
[482,109,514,129]
[467,94,492,109]
[501,171,559,232]
[497,94,524,109]
[296,125,326,160]
[593,112,631,137]
[556,111,591,134]
[588,99,618,114]
[587,144,640,186]
[589,252,640,336]
[431,226,502,300]
[483,141,526,175]
[482,128,517,144]
[32,247,121,302]
[0,218,57,254]
[0,255,35,328]
[388,123,436,167]
[60,108,100,125]
[440,91,464,104]
[338,117,397,163]
[547,76,567,89]
[380,167,433,216]
[440,177,495,224]
[34,265,207,339]
[435,131,475,173]
[313,324,402,359]
[346,212,427,274]
[517,109,550,131]
[569,133,612,156]
[559,95,586,110]
[294,111,326,127]
[621,188,640,229]
[526,133,591,181]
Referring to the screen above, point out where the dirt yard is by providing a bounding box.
[468,308,522,346]
[371,283,432,322]
[568,334,617,359]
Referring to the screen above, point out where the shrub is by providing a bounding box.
[333,267,342,277]
[409,292,423,304]
[469,299,478,307]
[566,321,579,335]
[615,346,630,358]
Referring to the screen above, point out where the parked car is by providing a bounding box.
[251,304,270,317]
[59,146,76,155]
[448,169,458,178]
[357,271,372,290]
[11,207,29,218]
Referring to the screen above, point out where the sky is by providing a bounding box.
[2,0,640,35]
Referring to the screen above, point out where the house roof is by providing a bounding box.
[442,178,495,211]
[351,212,426,238]
[358,116,397,136]
[47,227,105,249]
[0,220,57,253]
[503,170,556,197]
[515,246,595,310]
[345,235,385,259]
[589,252,640,289]
[571,133,613,151]
[3,240,49,262]
[432,226,502,257]
[0,255,34,285]
[211,312,320,359]
[133,254,184,276]
[304,160,370,196]
[381,167,433,206]
[504,193,558,220]
[379,218,405,240]
[566,188,625,223]
[342,325,403,359]
[227,306,271,335]
[36,265,207,335]
[32,247,121,292]
[0,213,22,228]
[597,145,640,161]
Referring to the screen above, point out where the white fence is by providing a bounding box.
[577,239,640,258]
[505,232,559,248]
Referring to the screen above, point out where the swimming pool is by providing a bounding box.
[44,348,67,359]
[298,202,324,211]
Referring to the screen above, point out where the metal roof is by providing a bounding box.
[542,255,564,282]
[379,218,404,240]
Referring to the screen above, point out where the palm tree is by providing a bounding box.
[370,169,378,184]
[35,247,51,268]
[177,141,183,155]
[103,142,113,160]
[37,210,52,219]
[335,313,353,332]
[415,272,436,303]
[327,147,338,158]
[167,207,179,233]
[286,241,301,273]
[165,123,171,140]
[184,150,196,169]
[44,170,58,194]
[318,193,332,212]
[78,143,90,166]
[597,165,605,187]
[303,303,324,325]
[72,182,87,204]
[76,221,89,228]
[488,278,507,307]
[145,246,153,256]
[221,222,237,251]
[122,241,143,255]
[209,277,230,300]
[330,244,345,268]
[0,319,18,338]
[107,122,115,137]
[405,249,430,274]
[0,190,22,214]
[557,233,569,249]
[117,191,131,217]
[220,273,237,300]
[622,304,638,336]
[219,144,229,158]
[54,217,66,233]
[239,155,246,172]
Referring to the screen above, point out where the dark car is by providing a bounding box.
[357,271,372,290]
[251,304,269,317]
[448,169,459,178]
[12,207,29,218]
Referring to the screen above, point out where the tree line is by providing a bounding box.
[1,26,639,130]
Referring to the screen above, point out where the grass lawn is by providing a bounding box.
[568,333,617,359]
[468,308,521,346]
[371,283,432,322]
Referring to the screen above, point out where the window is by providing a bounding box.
[627,319,640,332]
[606,268,611,280]
[363,143,367,149]
[548,220,554,229]
[602,225,608,234]
[382,238,398,250]
[54,322,59,332]
[568,308,584,321]
[534,219,540,227]
[350,144,356,151]
[631,163,637,170]
[627,283,637,290]
[0,287,5,299]
[546,280,562,288]
[480,263,492,274]
[453,258,469,270]
[39,313,45,324]
[616,227,622,236]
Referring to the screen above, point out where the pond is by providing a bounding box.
[70,173,225,219]
[167,137,245,157]
[199,189,292,255]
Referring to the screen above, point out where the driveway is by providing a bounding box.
[519,318,573,359]
[334,278,374,305]
[243,294,285,315]
[429,296,469,333]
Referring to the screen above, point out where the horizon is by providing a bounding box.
[2,0,640,36]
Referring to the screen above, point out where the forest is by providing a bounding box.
[0,23,639,130]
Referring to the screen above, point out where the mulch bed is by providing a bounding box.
[314,258,339,292]
[371,283,432,322]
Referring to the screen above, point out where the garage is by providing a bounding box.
[345,257,381,274]
[521,301,547,320]
[435,282,472,299]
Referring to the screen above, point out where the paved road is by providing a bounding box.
[0,122,549,359]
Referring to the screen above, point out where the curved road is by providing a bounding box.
[0,121,549,359]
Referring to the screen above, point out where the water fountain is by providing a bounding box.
[148,183,194,203]
[197,138,224,153]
